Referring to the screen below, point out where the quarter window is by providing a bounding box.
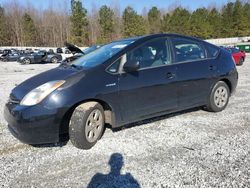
[126,38,171,69]
[206,43,220,58]
[107,58,121,73]
[171,37,206,62]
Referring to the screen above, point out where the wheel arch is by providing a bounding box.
[219,78,232,94]
[59,98,115,138]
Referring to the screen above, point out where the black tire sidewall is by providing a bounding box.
[69,103,105,149]
[239,58,244,66]
[207,81,230,112]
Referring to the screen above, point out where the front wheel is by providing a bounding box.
[69,102,105,149]
[206,81,230,112]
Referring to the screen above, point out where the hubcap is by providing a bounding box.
[52,58,57,63]
[85,109,103,143]
[24,59,30,64]
[214,86,228,108]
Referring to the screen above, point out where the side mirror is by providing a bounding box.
[123,60,140,72]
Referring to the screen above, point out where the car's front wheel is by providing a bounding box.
[69,102,105,149]
[206,81,230,112]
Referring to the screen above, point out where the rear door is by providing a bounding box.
[118,37,178,122]
[170,37,219,108]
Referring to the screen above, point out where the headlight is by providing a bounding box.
[20,80,65,106]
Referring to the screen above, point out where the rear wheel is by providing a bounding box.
[238,58,244,66]
[206,81,230,112]
[69,102,105,149]
[21,58,31,65]
[51,57,58,64]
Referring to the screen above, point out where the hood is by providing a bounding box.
[65,42,84,54]
[11,66,86,101]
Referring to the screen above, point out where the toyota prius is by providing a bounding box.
[4,34,238,149]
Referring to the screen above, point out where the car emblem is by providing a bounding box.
[106,83,116,87]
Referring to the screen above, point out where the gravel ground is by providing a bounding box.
[0,57,250,187]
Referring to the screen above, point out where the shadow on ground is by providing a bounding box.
[87,153,141,188]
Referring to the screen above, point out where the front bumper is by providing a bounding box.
[4,102,63,144]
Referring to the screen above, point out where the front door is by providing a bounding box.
[118,37,178,123]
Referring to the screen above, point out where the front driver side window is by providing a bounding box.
[126,38,171,69]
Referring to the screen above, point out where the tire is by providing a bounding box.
[21,58,31,65]
[69,102,105,149]
[238,58,244,66]
[51,57,58,64]
[206,81,230,112]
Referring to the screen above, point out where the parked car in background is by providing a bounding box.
[64,48,71,54]
[61,43,101,64]
[48,49,54,54]
[4,34,238,150]
[56,48,63,53]
[26,48,34,53]
[0,49,23,62]
[0,52,22,62]
[222,47,246,66]
[18,50,62,64]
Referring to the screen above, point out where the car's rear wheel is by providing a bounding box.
[206,81,230,112]
[51,57,58,64]
[21,58,31,65]
[69,102,105,149]
[238,58,244,66]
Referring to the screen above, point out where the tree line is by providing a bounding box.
[0,0,250,47]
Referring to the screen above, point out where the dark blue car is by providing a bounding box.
[4,34,238,149]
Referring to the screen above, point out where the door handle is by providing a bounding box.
[166,72,175,79]
[209,65,217,70]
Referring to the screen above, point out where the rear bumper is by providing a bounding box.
[4,103,62,144]
[229,69,238,95]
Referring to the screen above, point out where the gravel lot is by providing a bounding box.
[0,56,250,187]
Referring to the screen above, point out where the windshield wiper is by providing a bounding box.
[70,64,83,70]
[71,64,78,68]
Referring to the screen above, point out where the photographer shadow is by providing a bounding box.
[87,153,140,188]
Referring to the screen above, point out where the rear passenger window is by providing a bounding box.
[206,43,220,58]
[171,37,206,63]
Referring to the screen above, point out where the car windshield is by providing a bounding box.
[83,45,99,54]
[72,40,134,68]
